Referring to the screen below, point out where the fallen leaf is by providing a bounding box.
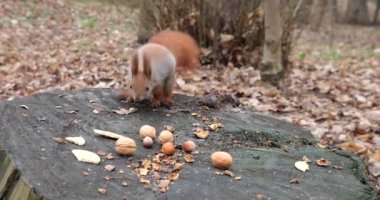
[153,172,161,180]
[172,162,185,171]
[168,172,180,181]
[139,177,150,184]
[295,161,309,172]
[121,181,128,187]
[234,176,242,180]
[194,127,209,139]
[209,122,223,131]
[316,158,331,167]
[82,171,89,176]
[140,168,149,176]
[368,162,380,177]
[159,179,170,192]
[366,110,380,125]
[338,142,367,154]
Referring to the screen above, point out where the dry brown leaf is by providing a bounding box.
[82,171,89,176]
[194,127,209,139]
[168,172,180,181]
[139,168,149,176]
[139,177,150,185]
[172,162,185,172]
[316,158,331,167]
[159,179,170,192]
[338,142,367,154]
[234,176,242,180]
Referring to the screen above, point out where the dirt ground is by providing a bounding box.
[0,0,379,192]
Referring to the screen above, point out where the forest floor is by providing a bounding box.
[0,0,380,192]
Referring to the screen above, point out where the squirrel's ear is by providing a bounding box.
[131,51,138,76]
[143,54,151,78]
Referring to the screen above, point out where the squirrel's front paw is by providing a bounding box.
[151,99,161,108]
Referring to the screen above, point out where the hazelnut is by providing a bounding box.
[159,130,174,144]
[139,125,156,140]
[211,151,233,170]
[162,142,176,156]
[115,137,136,156]
[182,140,196,153]
[143,136,154,148]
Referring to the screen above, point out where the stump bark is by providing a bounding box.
[0,89,376,200]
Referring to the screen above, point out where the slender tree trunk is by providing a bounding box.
[331,0,338,22]
[260,0,283,86]
[309,0,328,31]
[137,0,158,43]
[373,0,380,24]
[344,0,369,24]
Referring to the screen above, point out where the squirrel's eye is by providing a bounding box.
[146,87,149,91]
[130,85,132,89]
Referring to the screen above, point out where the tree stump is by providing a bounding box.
[0,89,376,200]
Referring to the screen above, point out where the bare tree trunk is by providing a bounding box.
[331,0,338,22]
[373,0,380,24]
[344,0,369,24]
[309,0,328,31]
[137,0,158,43]
[260,0,283,86]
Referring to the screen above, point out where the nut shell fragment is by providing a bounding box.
[94,129,123,139]
[295,161,309,172]
[72,149,101,164]
[65,136,86,146]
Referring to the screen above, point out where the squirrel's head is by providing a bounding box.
[129,51,152,101]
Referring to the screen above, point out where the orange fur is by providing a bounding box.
[149,30,200,73]
[128,43,176,107]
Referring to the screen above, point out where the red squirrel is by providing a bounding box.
[122,30,200,107]
[128,43,176,107]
